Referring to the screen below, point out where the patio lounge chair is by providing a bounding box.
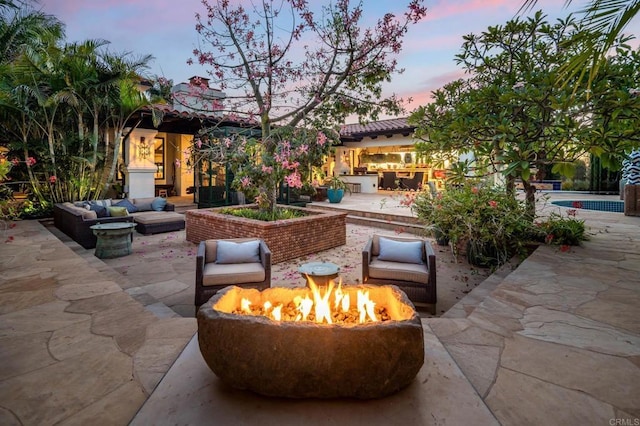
[362,234,437,314]
[399,172,424,191]
[381,172,398,190]
[195,238,271,314]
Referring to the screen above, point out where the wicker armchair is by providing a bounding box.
[195,238,271,314]
[362,235,437,314]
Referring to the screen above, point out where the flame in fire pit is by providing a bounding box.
[233,277,386,324]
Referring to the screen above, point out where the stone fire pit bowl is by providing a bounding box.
[197,285,424,399]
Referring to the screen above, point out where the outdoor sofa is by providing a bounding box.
[53,197,185,249]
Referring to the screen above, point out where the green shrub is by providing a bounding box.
[534,213,587,246]
[219,207,307,221]
[412,182,534,267]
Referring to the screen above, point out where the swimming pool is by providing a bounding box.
[551,200,624,213]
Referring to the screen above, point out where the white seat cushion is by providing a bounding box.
[203,262,265,287]
[368,257,429,283]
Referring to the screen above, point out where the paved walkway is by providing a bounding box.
[0,220,196,425]
[1,191,639,425]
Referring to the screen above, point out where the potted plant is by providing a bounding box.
[327,176,350,203]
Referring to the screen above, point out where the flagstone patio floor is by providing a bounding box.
[0,191,638,425]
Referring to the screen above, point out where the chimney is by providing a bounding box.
[171,76,225,116]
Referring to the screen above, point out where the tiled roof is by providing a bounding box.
[340,117,415,141]
[133,104,260,134]
[146,104,258,125]
[134,105,413,140]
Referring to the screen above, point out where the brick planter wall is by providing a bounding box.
[185,206,347,263]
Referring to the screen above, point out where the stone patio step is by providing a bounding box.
[346,214,425,235]
[310,203,421,224]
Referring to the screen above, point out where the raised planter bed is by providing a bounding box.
[185,205,347,263]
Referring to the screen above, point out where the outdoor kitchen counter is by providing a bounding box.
[340,174,378,193]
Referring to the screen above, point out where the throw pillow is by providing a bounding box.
[88,203,109,218]
[133,197,154,212]
[113,198,138,213]
[216,240,261,264]
[107,206,129,217]
[377,237,424,264]
[90,199,112,208]
[151,197,167,212]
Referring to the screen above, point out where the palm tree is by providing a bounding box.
[0,0,63,65]
[520,0,640,89]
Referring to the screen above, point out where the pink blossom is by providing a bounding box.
[471,187,479,194]
[224,138,232,148]
[488,200,498,208]
[317,132,327,146]
[284,172,302,188]
[196,139,203,148]
[240,176,252,188]
[175,159,181,168]
[261,165,273,174]
[49,175,57,184]
[26,157,36,166]
[11,158,19,166]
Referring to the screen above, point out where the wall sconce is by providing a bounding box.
[138,136,151,160]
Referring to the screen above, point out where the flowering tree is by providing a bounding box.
[194,125,338,213]
[189,0,427,212]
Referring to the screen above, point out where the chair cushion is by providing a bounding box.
[203,263,266,286]
[113,198,138,213]
[377,236,424,264]
[369,257,430,283]
[151,197,167,211]
[67,204,97,220]
[216,240,260,264]
[132,212,184,225]
[107,206,129,217]
[132,197,155,212]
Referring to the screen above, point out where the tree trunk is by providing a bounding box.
[521,179,536,218]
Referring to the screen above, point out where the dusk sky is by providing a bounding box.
[39,0,640,122]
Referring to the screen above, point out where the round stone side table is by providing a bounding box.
[298,261,340,287]
[90,222,136,259]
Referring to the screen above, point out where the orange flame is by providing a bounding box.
[239,276,379,324]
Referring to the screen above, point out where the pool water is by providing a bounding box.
[551,200,624,213]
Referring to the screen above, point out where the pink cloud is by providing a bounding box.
[394,68,468,109]
[423,0,567,22]
[424,0,512,22]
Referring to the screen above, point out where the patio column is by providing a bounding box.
[124,128,158,199]
[176,134,193,197]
